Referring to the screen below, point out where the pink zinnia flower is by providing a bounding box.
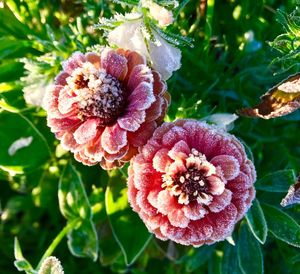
[127,120,256,246]
[44,48,170,169]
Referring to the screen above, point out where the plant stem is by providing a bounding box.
[204,0,215,43]
[36,219,79,270]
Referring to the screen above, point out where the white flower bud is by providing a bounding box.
[107,19,181,80]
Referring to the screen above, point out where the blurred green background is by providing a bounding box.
[0,0,300,273]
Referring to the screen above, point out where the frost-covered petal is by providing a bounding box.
[101,50,128,80]
[108,20,148,58]
[153,148,172,173]
[73,118,99,145]
[128,121,157,147]
[168,140,190,160]
[207,175,225,195]
[208,189,232,213]
[183,203,207,220]
[101,123,127,154]
[211,155,240,180]
[118,110,146,132]
[168,209,190,228]
[62,52,86,73]
[127,64,153,92]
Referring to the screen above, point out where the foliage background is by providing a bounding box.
[0,0,300,273]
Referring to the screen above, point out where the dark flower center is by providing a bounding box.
[68,64,126,126]
[162,149,215,205]
[173,167,208,203]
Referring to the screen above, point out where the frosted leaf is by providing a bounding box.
[202,113,239,131]
[8,137,33,156]
[280,176,300,207]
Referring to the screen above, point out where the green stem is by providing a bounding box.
[204,0,215,43]
[36,219,79,270]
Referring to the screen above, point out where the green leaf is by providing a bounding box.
[255,170,296,192]
[98,220,123,266]
[0,61,24,83]
[208,249,222,274]
[0,5,31,39]
[14,260,35,273]
[262,204,300,248]
[14,237,24,261]
[59,163,92,220]
[0,37,34,59]
[58,163,98,261]
[105,170,152,266]
[221,242,243,274]
[14,238,35,273]
[179,245,214,272]
[67,220,98,262]
[112,0,139,6]
[38,257,64,274]
[246,199,268,244]
[0,112,50,173]
[237,224,264,274]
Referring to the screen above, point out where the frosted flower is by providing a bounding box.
[128,119,256,246]
[142,0,174,27]
[44,49,170,169]
[107,19,181,80]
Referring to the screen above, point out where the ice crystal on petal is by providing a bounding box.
[127,120,256,246]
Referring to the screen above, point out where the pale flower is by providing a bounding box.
[107,18,181,80]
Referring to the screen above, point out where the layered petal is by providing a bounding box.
[127,119,256,246]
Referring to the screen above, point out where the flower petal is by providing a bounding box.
[62,52,86,74]
[86,52,101,68]
[208,189,232,213]
[128,82,156,111]
[156,189,177,215]
[168,140,190,160]
[183,203,207,220]
[73,118,100,145]
[47,117,81,132]
[58,88,78,115]
[153,148,172,173]
[101,50,128,81]
[101,123,127,154]
[118,110,146,132]
[210,155,240,181]
[127,64,153,92]
[55,72,69,85]
[128,121,157,147]
[207,175,225,195]
[168,209,190,228]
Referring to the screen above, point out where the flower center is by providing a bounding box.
[68,63,125,126]
[162,149,215,205]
